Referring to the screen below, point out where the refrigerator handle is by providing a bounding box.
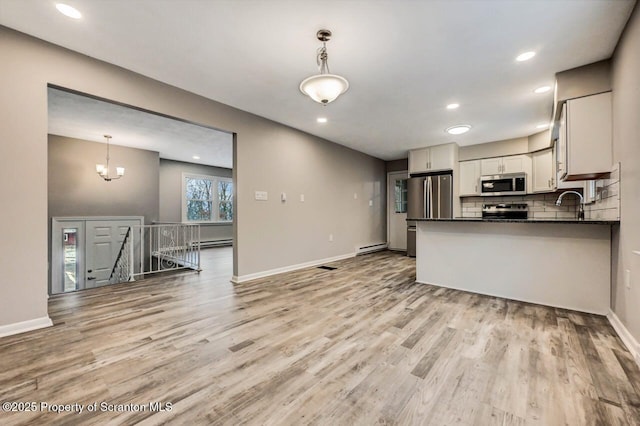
[423,179,428,218]
[427,177,433,218]
[438,178,441,218]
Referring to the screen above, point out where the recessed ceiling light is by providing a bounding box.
[192,155,200,160]
[55,3,82,19]
[534,86,551,94]
[516,51,536,62]
[446,103,460,110]
[536,123,549,129]
[446,125,471,135]
[317,117,328,123]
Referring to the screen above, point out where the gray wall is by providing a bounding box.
[0,26,386,328]
[386,159,408,173]
[459,137,529,161]
[159,158,233,242]
[611,5,640,342]
[49,135,160,225]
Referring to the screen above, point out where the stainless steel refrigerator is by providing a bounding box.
[406,172,453,257]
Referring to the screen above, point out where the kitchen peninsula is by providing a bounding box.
[412,218,618,315]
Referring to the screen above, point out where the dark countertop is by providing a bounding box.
[407,217,620,225]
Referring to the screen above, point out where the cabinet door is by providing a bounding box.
[557,103,567,180]
[480,157,502,175]
[428,144,455,171]
[532,149,554,193]
[566,92,612,178]
[459,160,481,196]
[502,155,529,174]
[408,148,429,174]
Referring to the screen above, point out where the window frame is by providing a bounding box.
[181,173,233,224]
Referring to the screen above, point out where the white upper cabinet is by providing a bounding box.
[480,157,502,175]
[561,92,612,180]
[409,143,457,174]
[480,154,530,175]
[408,148,429,174]
[532,149,554,192]
[459,160,481,196]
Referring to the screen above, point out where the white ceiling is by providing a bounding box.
[0,0,636,160]
[48,87,233,169]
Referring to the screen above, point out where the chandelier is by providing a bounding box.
[299,29,349,105]
[95,134,124,181]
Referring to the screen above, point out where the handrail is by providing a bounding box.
[109,227,132,283]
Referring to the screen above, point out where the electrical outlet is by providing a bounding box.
[625,269,631,290]
[353,193,358,200]
[300,194,305,202]
[369,200,373,207]
[329,234,333,242]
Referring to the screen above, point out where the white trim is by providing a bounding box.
[231,252,355,284]
[607,309,640,367]
[0,316,53,338]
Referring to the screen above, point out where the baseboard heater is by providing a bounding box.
[355,242,388,256]
[199,238,233,248]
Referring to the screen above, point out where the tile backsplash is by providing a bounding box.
[584,163,620,221]
[461,193,581,219]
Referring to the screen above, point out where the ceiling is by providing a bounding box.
[48,87,233,169]
[0,0,636,161]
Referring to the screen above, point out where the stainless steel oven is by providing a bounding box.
[480,173,526,196]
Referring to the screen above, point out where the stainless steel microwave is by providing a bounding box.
[480,173,526,196]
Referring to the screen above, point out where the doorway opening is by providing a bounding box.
[47,86,235,294]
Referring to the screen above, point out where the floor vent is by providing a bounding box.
[318,265,338,271]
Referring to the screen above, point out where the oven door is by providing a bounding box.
[481,177,514,196]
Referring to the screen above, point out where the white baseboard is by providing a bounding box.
[231,252,355,284]
[607,309,640,367]
[0,316,53,338]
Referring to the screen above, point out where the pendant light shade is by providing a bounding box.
[299,29,349,105]
[300,74,349,105]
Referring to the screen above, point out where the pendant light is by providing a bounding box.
[96,135,125,181]
[299,29,349,105]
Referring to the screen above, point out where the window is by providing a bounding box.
[183,174,233,223]
[394,178,408,213]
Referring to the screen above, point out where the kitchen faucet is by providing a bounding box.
[555,191,585,220]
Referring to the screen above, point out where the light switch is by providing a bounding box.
[300,194,305,202]
[369,200,373,206]
[255,191,268,201]
[281,192,287,202]
[354,193,358,200]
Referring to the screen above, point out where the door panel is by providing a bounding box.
[388,172,408,251]
[481,157,502,175]
[86,220,139,288]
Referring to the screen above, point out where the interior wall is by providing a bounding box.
[0,26,386,328]
[386,158,409,173]
[458,137,529,161]
[159,158,232,242]
[611,4,640,341]
[49,135,160,225]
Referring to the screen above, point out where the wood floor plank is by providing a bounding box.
[1,248,639,425]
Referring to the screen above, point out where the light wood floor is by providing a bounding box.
[1,248,639,425]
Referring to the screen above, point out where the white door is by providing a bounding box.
[388,171,408,251]
[85,220,140,288]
